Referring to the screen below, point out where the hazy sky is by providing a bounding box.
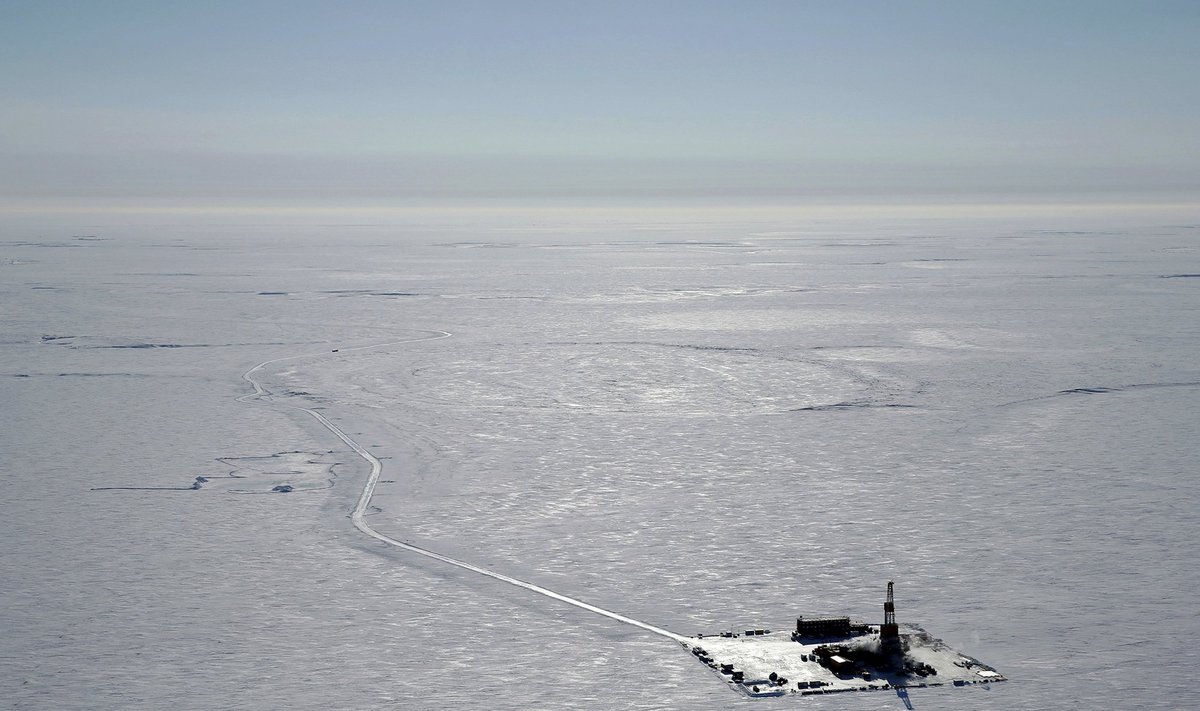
[3,0,1198,204]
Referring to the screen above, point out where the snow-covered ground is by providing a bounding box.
[2,205,1198,709]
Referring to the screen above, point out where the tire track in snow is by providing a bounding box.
[240,331,685,642]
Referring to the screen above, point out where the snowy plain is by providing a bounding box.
[2,204,1198,710]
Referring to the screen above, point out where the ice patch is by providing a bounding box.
[91,450,339,494]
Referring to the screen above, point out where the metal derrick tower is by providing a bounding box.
[881,581,900,653]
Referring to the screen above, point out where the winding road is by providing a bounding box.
[240,331,684,642]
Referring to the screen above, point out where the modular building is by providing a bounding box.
[794,616,851,638]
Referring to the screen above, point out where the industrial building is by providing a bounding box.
[793,616,851,639]
[793,615,872,641]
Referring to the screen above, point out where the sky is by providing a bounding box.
[2,0,1198,206]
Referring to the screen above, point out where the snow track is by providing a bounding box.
[240,332,684,642]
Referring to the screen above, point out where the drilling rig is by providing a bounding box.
[881,581,901,658]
